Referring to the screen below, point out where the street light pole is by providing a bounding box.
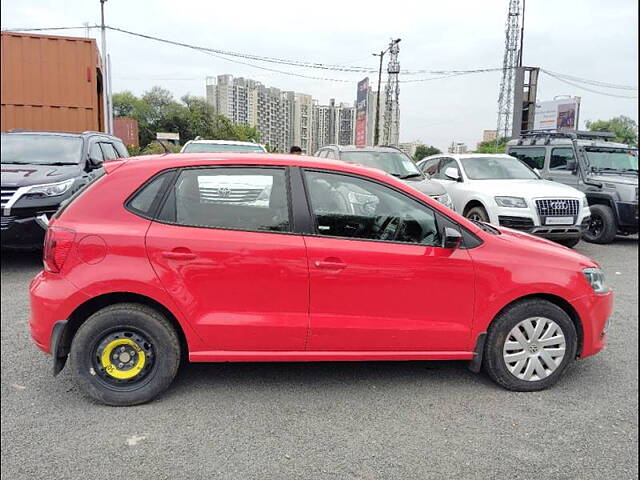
[373,51,385,146]
[100,0,110,134]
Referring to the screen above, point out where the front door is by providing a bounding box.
[145,166,309,351]
[302,169,476,352]
[546,147,580,189]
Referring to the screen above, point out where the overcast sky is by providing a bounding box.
[2,0,638,151]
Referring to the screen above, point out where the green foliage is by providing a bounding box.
[141,141,181,155]
[264,143,280,153]
[125,145,141,156]
[586,116,638,147]
[414,145,442,162]
[475,137,509,153]
[113,87,262,149]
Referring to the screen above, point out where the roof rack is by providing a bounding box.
[517,130,616,145]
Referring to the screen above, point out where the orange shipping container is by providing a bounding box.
[1,31,104,132]
[114,117,139,147]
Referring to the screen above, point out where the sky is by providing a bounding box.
[1,0,638,151]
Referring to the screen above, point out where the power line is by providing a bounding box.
[541,70,638,99]
[541,68,637,91]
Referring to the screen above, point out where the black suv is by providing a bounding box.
[1,130,129,249]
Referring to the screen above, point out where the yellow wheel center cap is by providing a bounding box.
[100,338,146,380]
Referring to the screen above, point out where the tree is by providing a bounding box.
[414,145,441,162]
[112,86,262,149]
[586,116,638,147]
[475,137,509,153]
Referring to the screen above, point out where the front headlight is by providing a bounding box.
[583,267,609,294]
[25,178,75,198]
[495,196,527,208]
[433,193,453,209]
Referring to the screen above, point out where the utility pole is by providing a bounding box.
[383,39,401,146]
[100,0,111,134]
[373,51,384,146]
[372,38,401,146]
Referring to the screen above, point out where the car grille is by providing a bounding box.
[536,199,580,217]
[199,187,264,204]
[1,187,18,209]
[0,215,15,230]
[498,216,535,231]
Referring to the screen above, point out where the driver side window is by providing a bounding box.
[304,170,441,246]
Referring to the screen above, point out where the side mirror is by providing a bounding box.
[444,167,461,182]
[443,227,463,249]
[566,158,577,173]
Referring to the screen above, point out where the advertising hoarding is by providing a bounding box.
[533,97,581,131]
[355,78,369,147]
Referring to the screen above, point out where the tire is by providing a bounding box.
[483,299,577,392]
[583,204,617,244]
[557,237,581,248]
[69,303,181,406]
[465,205,490,223]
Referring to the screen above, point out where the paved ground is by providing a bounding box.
[1,238,638,479]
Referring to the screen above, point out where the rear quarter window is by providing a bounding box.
[125,171,175,219]
[508,147,546,170]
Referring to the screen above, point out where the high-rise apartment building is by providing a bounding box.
[206,74,388,153]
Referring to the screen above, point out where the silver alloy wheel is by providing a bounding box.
[468,213,483,222]
[503,317,566,381]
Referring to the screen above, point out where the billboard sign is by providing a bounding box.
[355,78,369,147]
[533,97,581,131]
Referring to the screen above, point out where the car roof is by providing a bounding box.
[184,139,264,146]
[421,153,515,161]
[320,144,404,153]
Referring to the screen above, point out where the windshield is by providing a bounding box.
[585,148,638,172]
[339,151,423,178]
[1,134,82,165]
[182,143,265,153]
[461,156,539,180]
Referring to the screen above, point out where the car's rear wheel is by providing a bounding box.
[483,299,577,391]
[69,303,180,406]
[583,205,617,244]
[465,205,490,223]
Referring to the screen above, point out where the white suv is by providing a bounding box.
[181,139,267,153]
[417,153,591,247]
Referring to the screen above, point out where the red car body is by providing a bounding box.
[30,154,612,367]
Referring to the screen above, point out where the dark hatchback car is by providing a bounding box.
[1,130,128,249]
[314,145,454,209]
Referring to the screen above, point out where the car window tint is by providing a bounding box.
[163,168,290,232]
[508,148,546,170]
[304,170,440,246]
[550,148,575,171]
[434,158,458,179]
[127,172,171,218]
[89,143,104,163]
[99,142,119,160]
[113,142,130,158]
[420,158,440,176]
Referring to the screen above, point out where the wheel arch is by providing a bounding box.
[487,293,584,357]
[65,292,189,361]
[463,199,488,216]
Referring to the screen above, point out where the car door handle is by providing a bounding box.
[314,259,347,270]
[161,249,196,260]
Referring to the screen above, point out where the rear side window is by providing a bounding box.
[113,142,130,158]
[509,147,546,170]
[550,148,575,171]
[126,171,174,218]
[158,167,291,233]
[99,142,120,160]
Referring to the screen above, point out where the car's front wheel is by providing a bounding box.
[583,204,617,244]
[483,299,577,391]
[465,205,490,223]
[69,303,181,406]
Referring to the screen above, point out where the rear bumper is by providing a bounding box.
[572,290,614,358]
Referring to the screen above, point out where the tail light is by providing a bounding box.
[43,227,76,273]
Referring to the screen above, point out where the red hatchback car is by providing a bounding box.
[29,153,613,405]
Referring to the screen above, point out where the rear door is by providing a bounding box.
[145,166,309,351]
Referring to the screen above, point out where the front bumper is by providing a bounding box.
[0,211,55,248]
[572,289,614,359]
[497,214,590,239]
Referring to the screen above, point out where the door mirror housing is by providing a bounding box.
[566,158,577,173]
[442,227,463,249]
[444,167,461,181]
